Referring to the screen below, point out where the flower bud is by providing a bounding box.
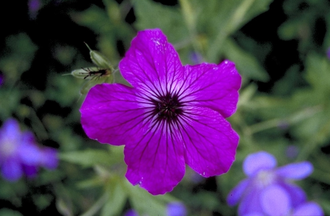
[84,43,113,70]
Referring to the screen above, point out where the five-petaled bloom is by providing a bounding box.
[80,29,241,195]
[227,151,323,216]
[0,118,58,181]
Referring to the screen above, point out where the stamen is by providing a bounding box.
[151,92,184,123]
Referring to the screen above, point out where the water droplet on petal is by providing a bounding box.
[202,172,205,176]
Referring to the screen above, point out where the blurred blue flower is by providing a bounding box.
[227,151,316,216]
[124,209,138,216]
[327,47,330,59]
[0,71,4,86]
[189,51,203,64]
[0,119,58,181]
[123,202,186,216]
[28,0,41,19]
[167,202,187,216]
[285,145,299,159]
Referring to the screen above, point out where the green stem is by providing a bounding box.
[248,105,322,135]
[80,193,108,216]
[179,0,204,59]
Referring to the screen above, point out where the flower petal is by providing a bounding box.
[40,147,58,169]
[238,188,263,216]
[167,202,187,216]
[124,119,185,195]
[179,106,239,177]
[80,83,146,145]
[261,185,291,216]
[0,118,21,147]
[243,213,264,216]
[181,60,241,118]
[292,202,324,216]
[23,164,38,177]
[119,29,182,96]
[276,161,313,180]
[124,209,138,216]
[1,157,22,181]
[243,152,277,177]
[18,142,41,165]
[227,179,250,206]
[278,182,306,208]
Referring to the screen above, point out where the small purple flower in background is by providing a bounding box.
[40,147,59,170]
[189,51,203,64]
[28,0,41,19]
[167,202,187,216]
[285,145,299,159]
[327,47,330,59]
[0,71,4,86]
[124,202,186,216]
[227,151,322,216]
[0,119,58,181]
[80,29,241,195]
[124,209,138,216]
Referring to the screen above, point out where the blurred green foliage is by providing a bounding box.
[1,0,330,215]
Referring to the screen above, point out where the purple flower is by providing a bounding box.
[0,73,3,86]
[327,47,330,59]
[39,147,59,169]
[189,51,203,64]
[124,209,138,216]
[0,119,58,181]
[28,0,41,19]
[167,202,187,216]
[80,29,241,195]
[285,145,299,159]
[227,151,316,216]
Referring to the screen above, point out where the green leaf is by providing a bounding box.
[101,179,128,216]
[0,209,23,216]
[71,5,110,34]
[204,0,274,62]
[124,180,177,216]
[134,0,188,43]
[224,38,269,81]
[60,149,123,167]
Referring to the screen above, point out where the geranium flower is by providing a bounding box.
[0,118,58,181]
[227,151,317,216]
[80,29,241,195]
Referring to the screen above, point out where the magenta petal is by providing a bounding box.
[119,29,182,93]
[80,83,146,145]
[293,202,324,216]
[124,120,185,195]
[243,152,277,176]
[276,161,313,180]
[227,179,250,206]
[261,185,290,216]
[181,107,239,177]
[182,60,241,118]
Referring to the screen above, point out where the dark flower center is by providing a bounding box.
[152,93,183,122]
